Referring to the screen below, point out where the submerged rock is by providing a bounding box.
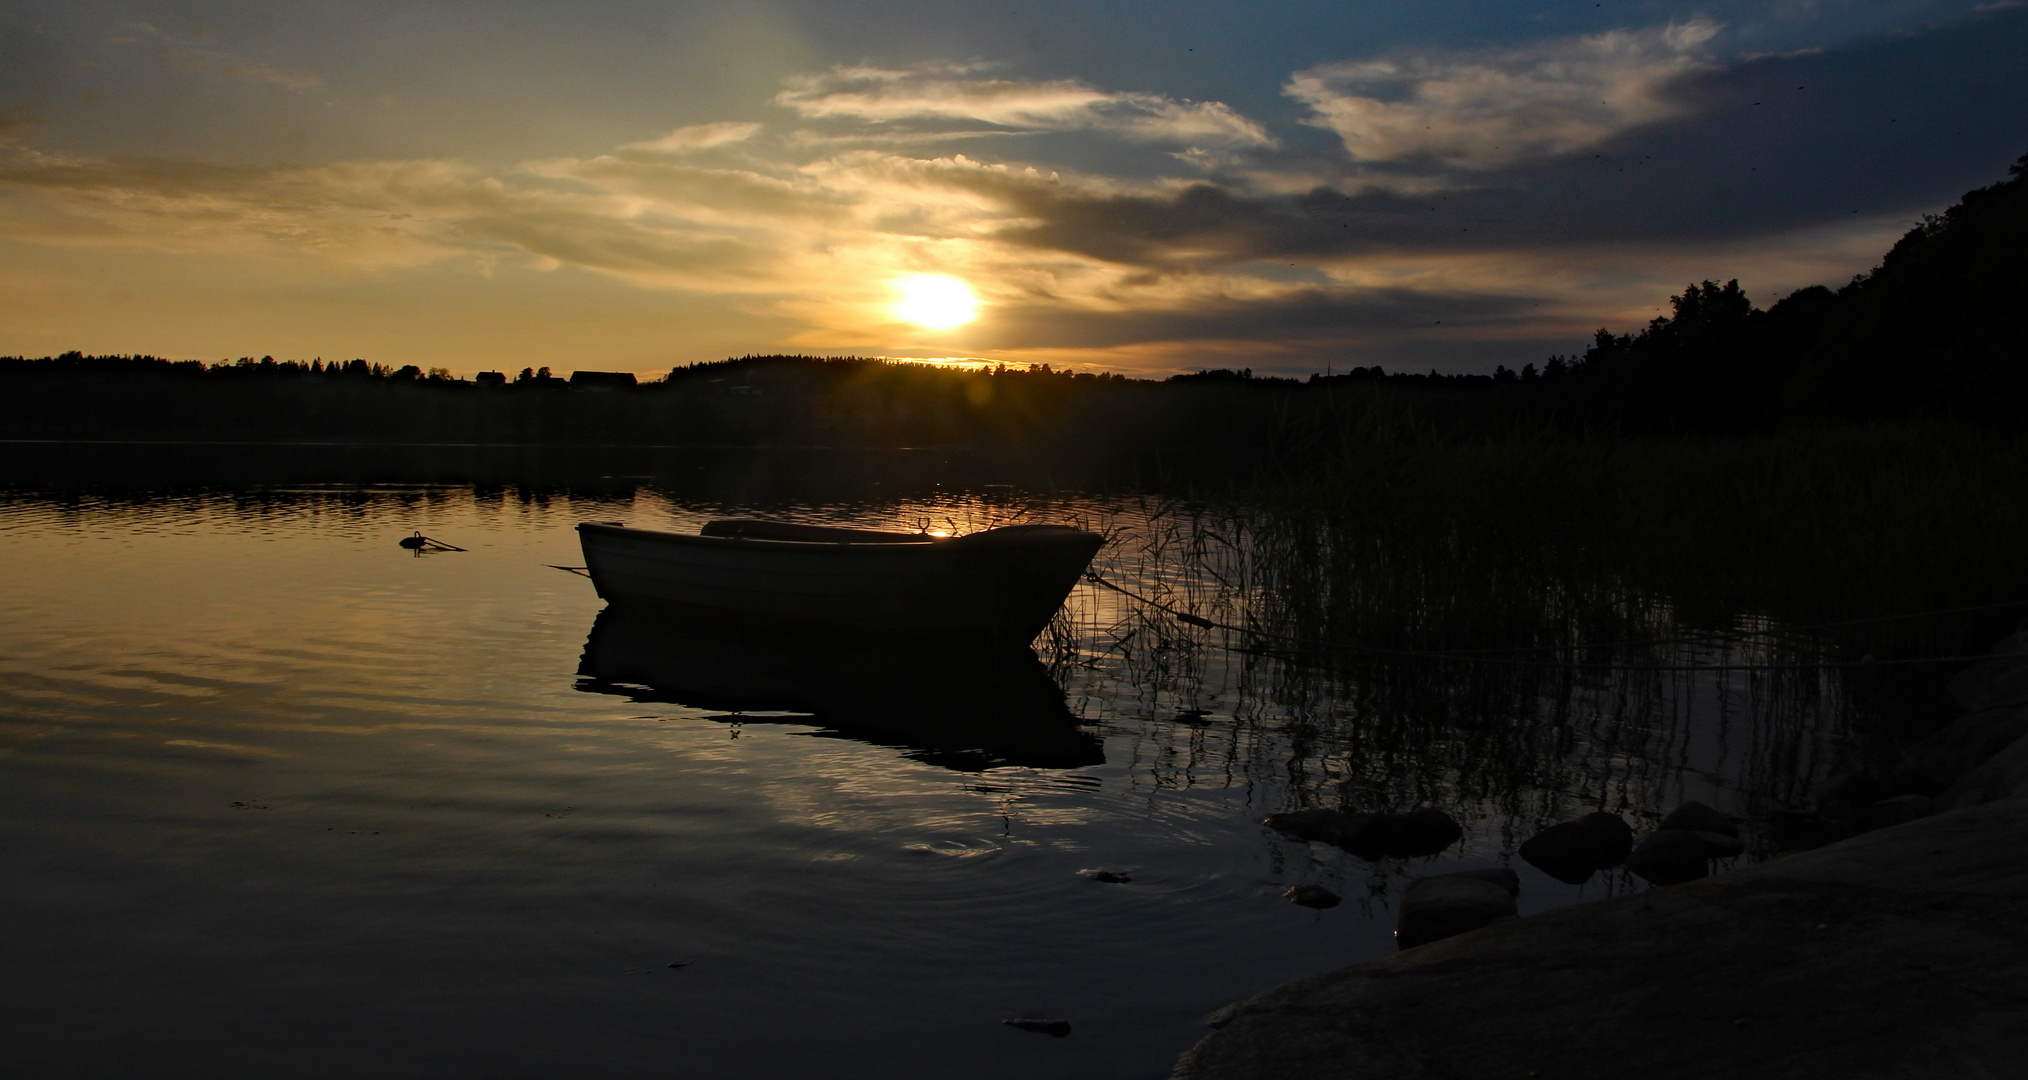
[1284,884,1342,909]
[1659,801,1739,838]
[1518,812,1634,884]
[1396,872,1518,949]
[1625,830,1713,886]
[1079,869,1132,884]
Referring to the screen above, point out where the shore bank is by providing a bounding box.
[1174,635,2028,1080]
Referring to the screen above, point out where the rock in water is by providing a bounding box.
[1448,867,1521,897]
[1658,801,1739,838]
[1003,1017,1071,1037]
[1079,869,1132,884]
[1625,830,1712,886]
[1580,812,1636,865]
[1267,807,1463,859]
[1396,873,1518,949]
[1688,830,1745,859]
[1262,808,1363,846]
[1519,812,1633,884]
[1339,808,1464,860]
[1284,884,1342,909]
[1517,822,1607,883]
[1386,808,1465,856]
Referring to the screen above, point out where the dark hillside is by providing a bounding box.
[1787,154,2028,421]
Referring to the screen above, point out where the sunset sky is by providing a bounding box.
[1,1,2023,378]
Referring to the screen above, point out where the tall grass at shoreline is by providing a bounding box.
[1026,420,2028,822]
[1244,420,2028,658]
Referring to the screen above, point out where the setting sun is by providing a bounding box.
[892,275,980,329]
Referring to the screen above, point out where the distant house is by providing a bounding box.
[474,370,507,387]
[568,370,638,392]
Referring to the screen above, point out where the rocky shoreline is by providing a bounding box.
[1173,629,2028,1079]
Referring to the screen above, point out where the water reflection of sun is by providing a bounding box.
[892,275,979,329]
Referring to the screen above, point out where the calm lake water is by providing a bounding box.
[0,452,1903,1078]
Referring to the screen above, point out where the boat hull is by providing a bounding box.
[576,521,1104,642]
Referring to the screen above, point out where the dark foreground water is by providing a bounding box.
[0,455,1914,1078]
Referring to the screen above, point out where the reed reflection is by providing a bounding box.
[575,605,1105,772]
[1048,496,1899,871]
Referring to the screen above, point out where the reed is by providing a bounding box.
[1245,419,2028,657]
[1026,419,2028,838]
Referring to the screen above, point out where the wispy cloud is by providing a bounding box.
[111,23,323,92]
[622,122,764,154]
[776,63,1275,148]
[1286,21,1720,168]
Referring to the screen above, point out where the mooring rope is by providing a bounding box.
[1081,570,2010,672]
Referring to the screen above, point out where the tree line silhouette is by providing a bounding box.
[4,153,2023,449]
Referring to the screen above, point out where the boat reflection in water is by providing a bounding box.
[574,606,1105,772]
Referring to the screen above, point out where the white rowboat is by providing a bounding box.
[576,519,1105,642]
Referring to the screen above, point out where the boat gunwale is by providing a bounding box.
[576,520,1102,552]
[579,521,935,550]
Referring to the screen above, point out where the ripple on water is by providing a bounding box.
[902,838,1006,861]
[0,480,1876,1080]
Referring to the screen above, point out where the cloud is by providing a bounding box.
[980,284,1541,350]
[0,127,1896,368]
[8,9,2018,374]
[0,150,504,266]
[622,122,763,154]
[775,63,1275,148]
[0,148,776,289]
[1287,22,1720,168]
[527,153,849,229]
[113,24,323,92]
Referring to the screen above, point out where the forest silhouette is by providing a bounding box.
[3,152,2024,450]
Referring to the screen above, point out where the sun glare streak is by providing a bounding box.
[893,275,980,329]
